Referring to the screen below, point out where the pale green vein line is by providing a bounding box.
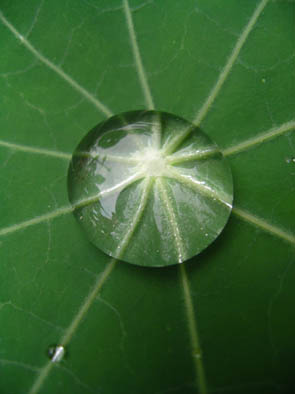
[166,148,219,164]
[28,173,152,394]
[0,172,143,237]
[164,0,269,155]
[0,206,74,237]
[76,171,144,208]
[232,207,295,246]
[166,167,232,209]
[0,139,141,163]
[151,112,162,150]
[193,0,269,125]
[114,177,152,258]
[94,154,139,164]
[0,359,40,373]
[0,11,113,117]
[156,178,186,263]
[89,153,140,165]
[60,261,117,347]
[0,139,72,160]
[157,179,207,392]
[222,120,295,157]
[179,264,208,394]
[123,0,155,110]
[28,258,117,394]
[168,169,294,246]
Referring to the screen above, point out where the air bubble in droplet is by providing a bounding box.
[47,345,65,363]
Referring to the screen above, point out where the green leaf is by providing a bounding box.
[0,0,294,393]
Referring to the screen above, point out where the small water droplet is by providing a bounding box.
[205,233,208,237]
[261,78,266,84]
[47,345,65,363]
[286,157,295,164]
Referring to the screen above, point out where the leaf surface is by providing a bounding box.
[0,1,294,393]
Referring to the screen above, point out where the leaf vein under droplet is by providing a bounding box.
[156,178,186,263]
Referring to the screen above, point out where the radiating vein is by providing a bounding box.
[166,148,219,164]
[156,179,207,392]
[193,0,269,125]
[0,11,113,117]
[28,258,117,394]
[113,177,152,258]
[222,119,295,157]
[76,171,143,208]
[179,264,208,394]
[123,0,154,110]
[0,359,40,373]
[90,153,140,164]
[0,139,72,160]
[0,172,143,237]
[232,207,295,246]
[168,169,294,247]
[167,167,232,209]
[0,206,74,237]
[28,174,152,394]
[0,138,142,164]
[156,178,186,263]
[164,0,269,155]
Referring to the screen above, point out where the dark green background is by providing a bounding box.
[0,1,294,393]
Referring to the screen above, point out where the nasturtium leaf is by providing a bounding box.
[68,110,233,266]
[0,1,294,394]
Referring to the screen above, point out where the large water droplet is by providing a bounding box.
[47,345,65,363]
[68,111,233,267]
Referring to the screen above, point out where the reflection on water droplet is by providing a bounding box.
[68,110,233,267]
[286,157,295,164]
[47,345,65,363]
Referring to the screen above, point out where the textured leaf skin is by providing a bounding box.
[0,1,294,394]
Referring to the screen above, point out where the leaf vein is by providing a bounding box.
[179,264,208,394]
[222,120,295,157]
[0,139,72,160]
[28,259,117,394]
[232,207,295,246]
[0,172,143,237]
[163,0,269,155]
[166,167,232,209]
[0,11,113,117]
[156,178,186,263]
[123,0,155,111]
[193,0,269,125]
[113,177,152,258]
[28,167,153,394]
